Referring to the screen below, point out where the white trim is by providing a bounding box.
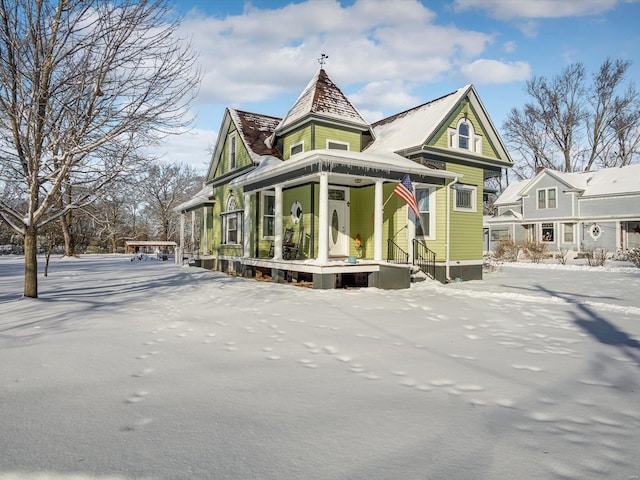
[536,187,557,210]
[290,141,304,157]
[326,139,350,151]
[261,191,275,240]
[414,186,436,240]
[453,184,477,213]
[228,132,237,170]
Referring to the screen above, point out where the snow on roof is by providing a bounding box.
[494,179,528,205]
[366,86,469,154]
[230,149,459,189]
[578,163,640,197]
[229,109,282,162]
[274,69,369,134]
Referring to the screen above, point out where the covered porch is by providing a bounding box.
[225,150,458,288]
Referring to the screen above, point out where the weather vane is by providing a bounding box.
[318,53,328,68]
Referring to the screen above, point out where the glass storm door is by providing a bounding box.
[328,188,349,257]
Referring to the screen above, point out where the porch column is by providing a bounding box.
[202,206,208,254]
[274,185,283,260]
[243,192,251,258]
[176,213,185,264]
[190,210,196,250]
[317,172,329,264]
[374,179,383,261]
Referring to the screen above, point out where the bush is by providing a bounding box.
[494,239,519,262]
[627,248,640,268]
[584,248,608,267]
[556,248,571,265]
[522,241,547,264]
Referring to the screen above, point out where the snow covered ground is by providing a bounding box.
[1,254,639,480]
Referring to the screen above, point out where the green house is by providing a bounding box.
[175,68,512,288]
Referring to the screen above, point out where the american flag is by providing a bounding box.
[393,174,420,218]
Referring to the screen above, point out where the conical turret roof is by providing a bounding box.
[274,69,370,134]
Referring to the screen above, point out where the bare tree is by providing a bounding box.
[0,0,199,297]
[140,162,202,242]
[502,58,640,177]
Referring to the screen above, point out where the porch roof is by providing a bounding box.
[173,185,215,213]
[229,149,460,192]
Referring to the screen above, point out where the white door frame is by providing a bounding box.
[328,186,350,257]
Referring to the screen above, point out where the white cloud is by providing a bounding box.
[502,41,517,53]
[149,128,216,174]
[179,0,495,114]
[349,80,422,115]
[460,59,531,85]
[453,0,623,19]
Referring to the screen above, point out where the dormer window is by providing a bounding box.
[449,118,482,154]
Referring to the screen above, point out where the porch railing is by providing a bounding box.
[413,239,436,279]
[387,239,409,264]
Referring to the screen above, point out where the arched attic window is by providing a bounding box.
[449,118,482,154]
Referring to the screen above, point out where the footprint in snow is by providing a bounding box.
[125,391,149,404]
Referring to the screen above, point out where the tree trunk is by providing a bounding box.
[24,227,38,298]
[60,211,75,256]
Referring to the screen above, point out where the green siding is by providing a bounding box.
[213,126,253,179]
[428,102,500,160]
[447,164,484,261]
[314,124,361,152]
[282,125,312,160]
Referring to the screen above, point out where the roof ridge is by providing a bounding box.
[372,87,464,128]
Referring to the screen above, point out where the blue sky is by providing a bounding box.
[160,0,640,173]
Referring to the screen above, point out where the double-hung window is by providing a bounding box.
[261,192,275,239]
[222,195,242,245]
[537,188,557,209]
[415,188,434,238]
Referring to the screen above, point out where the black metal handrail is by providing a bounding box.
[413,239,436,279]
[387,239,409,264]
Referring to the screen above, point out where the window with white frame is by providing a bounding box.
[448,119,482,153]
[563,223,574,243]
[537,187,557,209]
[222,194,242,245]
[491,228,511,241]
[228,132,237,170]
[454,184,477,212]
[542,223,555,242]
[327,140,349,151]
[261,192,275,239]
[290,141,303,157]
[414,187,434,238]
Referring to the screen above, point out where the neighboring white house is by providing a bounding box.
[484,164,640,254]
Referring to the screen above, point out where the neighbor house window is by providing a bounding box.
[491,228,511,241]
[222,194,242,244]
[261,192,275,239]
[228,132,237,170]
[454,185,477,212]
[290,141,303,157]
[327,140,349,151]
[542,223,555,242]
[563,223,574,243]
[415,187,434,238]
[537,188,557,209]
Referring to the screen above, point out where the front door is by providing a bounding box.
[328,188,349,257]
